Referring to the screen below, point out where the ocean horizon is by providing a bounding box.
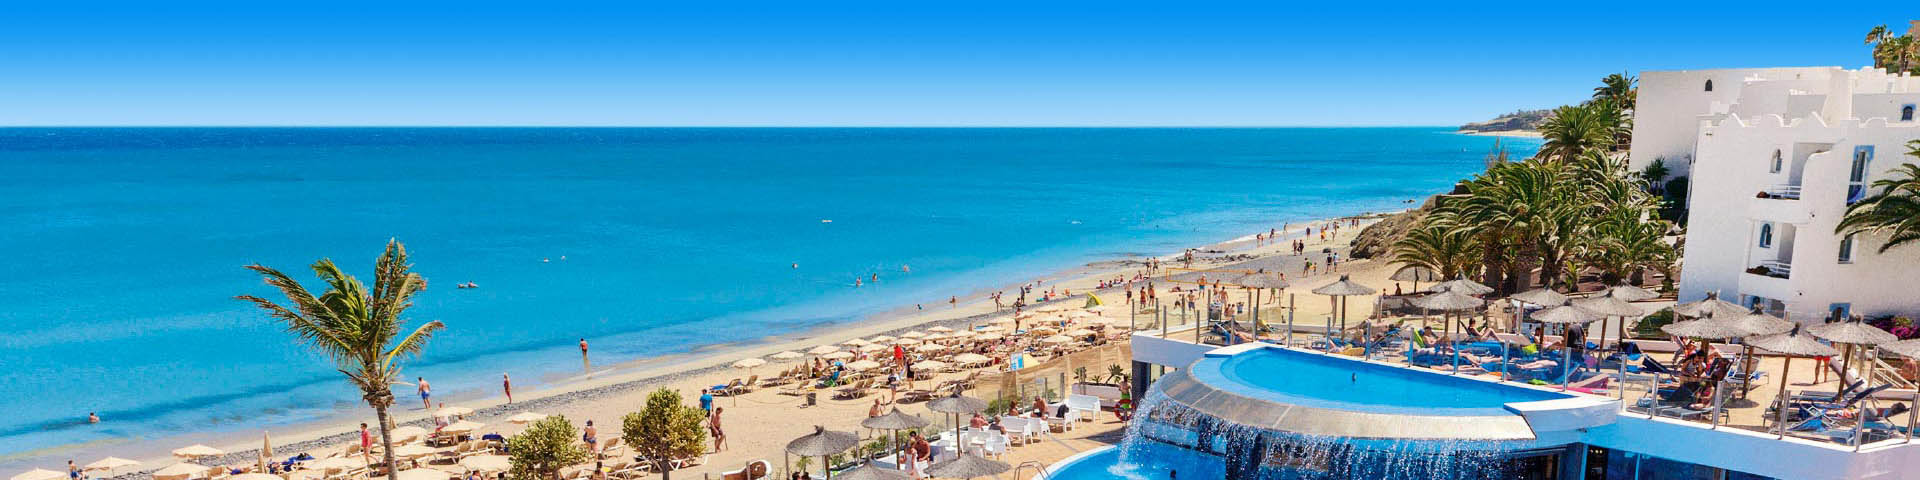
[0,127,1538,461]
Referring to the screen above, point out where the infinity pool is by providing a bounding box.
[1047,444,1223,480]
[1204,345,1570,415]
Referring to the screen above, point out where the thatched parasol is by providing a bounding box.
[786,426,860,479]
[861,408,929,463]
[1411,289,1486,342]
[926,394,987,456]
[1672,292,1747,320]
[1427,278,1494,296]
[834,465,911,480]
[1390,265,1441,292]
[1312,275,1376,336]
[1509,288,1568,307]
[1746,326,1840,438]
[1605,284,1659,302]
[924,453,1011,479]
[1574,293,1647,358]
[1809,315,1898,420]
[1881,338,1920,443]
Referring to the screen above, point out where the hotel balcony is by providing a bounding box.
[1740,260,1796,301]
[1750,184,1811,224]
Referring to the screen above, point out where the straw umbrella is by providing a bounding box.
[771,351,806,362]
[258,431,274,473]
[926,394,988,456]
[952,353,990,366]
[172,444,224,460]
[925,453,1011,479]
[1312,275,1377,338]
[149,464,206,480]
[1606,284,1659,302]
[869,335,898,344]
[823,351,855,361]
[843,339,873,347]
[1410,289,1485,346]
[1877,339,1920,443]
[1719,309,1796,398]
[1532,304,1601,389]
[435,406,474,418]
[1427,278,1494,296]
[1673,291,1747,320]
[786,426,859,480]
[809,345,842,356]
[1573,293,1647,357]
[1510,288,1568,307]
[847,360,883,371]
[1662,317,1763,418]
[228,474,280,480]
[928,326,955,333]
[834,465,911,480]
[1229,272,1289,336]
[1746,326,1840,438]
[1390,265,1441,294]
[390,425,428,443]
[506,412,548,424]
[862,408,930,462]
[393,469,449,480]
[83,458,139,477]
[733,358,767,373]
[458,455,510,474]
[1809,316,1897,405]
[10,470,62,480]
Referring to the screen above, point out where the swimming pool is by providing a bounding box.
[1046,443,1222,480]
[1203,344,1570,415]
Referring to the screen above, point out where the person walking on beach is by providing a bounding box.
[502,373,513,403]
[579,338,590,371]
[359,423,373,465]
[699,389,714,416]
[708,406,727,451]
[582,420,598,453]
[417,377,432,409]
[68,460,79,480]
[949,296,957,308]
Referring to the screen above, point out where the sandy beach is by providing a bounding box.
[44,212,1399,479]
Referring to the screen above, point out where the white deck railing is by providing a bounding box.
[1764,184,1803,199]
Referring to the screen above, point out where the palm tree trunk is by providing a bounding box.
[375,403,398,480]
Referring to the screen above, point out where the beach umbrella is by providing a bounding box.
[974,325,1006,333]
[10,470,62,480]
[393,468,449,480]
[916,343,949,353]
[1574,293,1647,356]
[1747,325,1840,438]
[1065,328,1096,337]
[928,326,955,333]
[259,431,274,473]
[784,426,859,480]
[869,335,897,343]
[443,420,485,433]
[150,463,207,480]
[1510,288,1568,307]
[822,351,856,361]
[304,458,360,471]
[1879,339,1920,443]
[771,351,806,362]
[952,353,990,365]
[1312,275,1376,337]
[842,339,873,347]
[1532,304,1600,389]
[913,360,948,371]
[506,412,548,424]
[927,394,987,455]
[1661,318,1754,340]
[1606,284,1659,302]
[833,464,911,480]
[925,453,1011,479]
[901,331,928,339]
[1411,289,1486,341]
[731,358,768,370]
[172,444,225,459]
[847,360,884,371]
[1809,315,1897,424]
[808,345,841,355]
[1390,265,1441,292]
[862,407,930,461]
[435,406,474,418]
[1427,278,1494,296]
[389,426,428,443]
[458,455,510,473]
[1040,335,1075,344]
[228,473,281,480]
[83,458,139,473]
[391,444,435,460]
[946,330,975,339]
[862,343,892,353]
[1228,272,1289,337]
[974,332,1003,341]
[988,317,1016,326]
[922,332,950,341]
[1673,292,1747,320]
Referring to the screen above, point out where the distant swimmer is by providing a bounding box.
[542,258,551,263]
[855,278,863,287]
[901,265,911,273]
[821,219,833,223]
[871,273,879,283]
[560,255,566,261]
[88,412,98,424]
[792,263,799,269]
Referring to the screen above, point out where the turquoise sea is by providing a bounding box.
[0,127,1537,460]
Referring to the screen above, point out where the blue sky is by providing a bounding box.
[0,2,1908,126]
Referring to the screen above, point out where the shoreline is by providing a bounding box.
[9,208,1400,475]
[1458,129,1543,138]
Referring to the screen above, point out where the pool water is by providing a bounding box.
[1205,346,1569,415]
[1050,443,1224,480]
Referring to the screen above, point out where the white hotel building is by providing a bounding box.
[1631,66,1920,321]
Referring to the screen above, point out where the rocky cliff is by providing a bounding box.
[1459,109,1551,133]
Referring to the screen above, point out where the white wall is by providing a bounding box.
[1629,67,1837,179]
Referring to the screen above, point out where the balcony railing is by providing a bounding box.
[1760,184,1802,199]
[1747,260,1792,279]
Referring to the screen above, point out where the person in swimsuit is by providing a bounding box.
[708,407,727,451]
[502,373,513,403]
[360,423,373,464]
[417,377,431,409]
[582,420,598,453]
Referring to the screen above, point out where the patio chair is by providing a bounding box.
[1064,394,1101,421]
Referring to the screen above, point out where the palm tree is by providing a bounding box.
[1592,72,1636,108]
[236,239,444,478]
[1536,104,1618,161]
[1867,25,1894,69]
[1837,141,1920,253]
[1390,216,1480,279]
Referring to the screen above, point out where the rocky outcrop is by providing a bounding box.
[1348,194,1446,259]
[1460,109,1552,133]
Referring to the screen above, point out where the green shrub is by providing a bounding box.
[1633,309,1676,339]
[623,389,708,480]
[507,416,590,480]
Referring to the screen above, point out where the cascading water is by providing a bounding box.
[1106,378,1536,480]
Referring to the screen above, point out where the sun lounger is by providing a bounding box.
[719,459,771,480]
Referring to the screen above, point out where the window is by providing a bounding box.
[1902,104,1915,121]
[1769,149,1782,173]
[1849,146,1874,204]
[1839,234,1855,264]
[1704,79,1714,92]
[1829,303,1852,322]
[1758,223,1773,248]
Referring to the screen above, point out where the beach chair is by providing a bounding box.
[740,375,759,393]
[981,433,1010,459]
[1064,394,1101,421]
[669,454,706,469]
[832,379,872,400]
[999,416,1039,444]
[719,459,770,480]
[1043,407,1080,432]
[598,437,626,459]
